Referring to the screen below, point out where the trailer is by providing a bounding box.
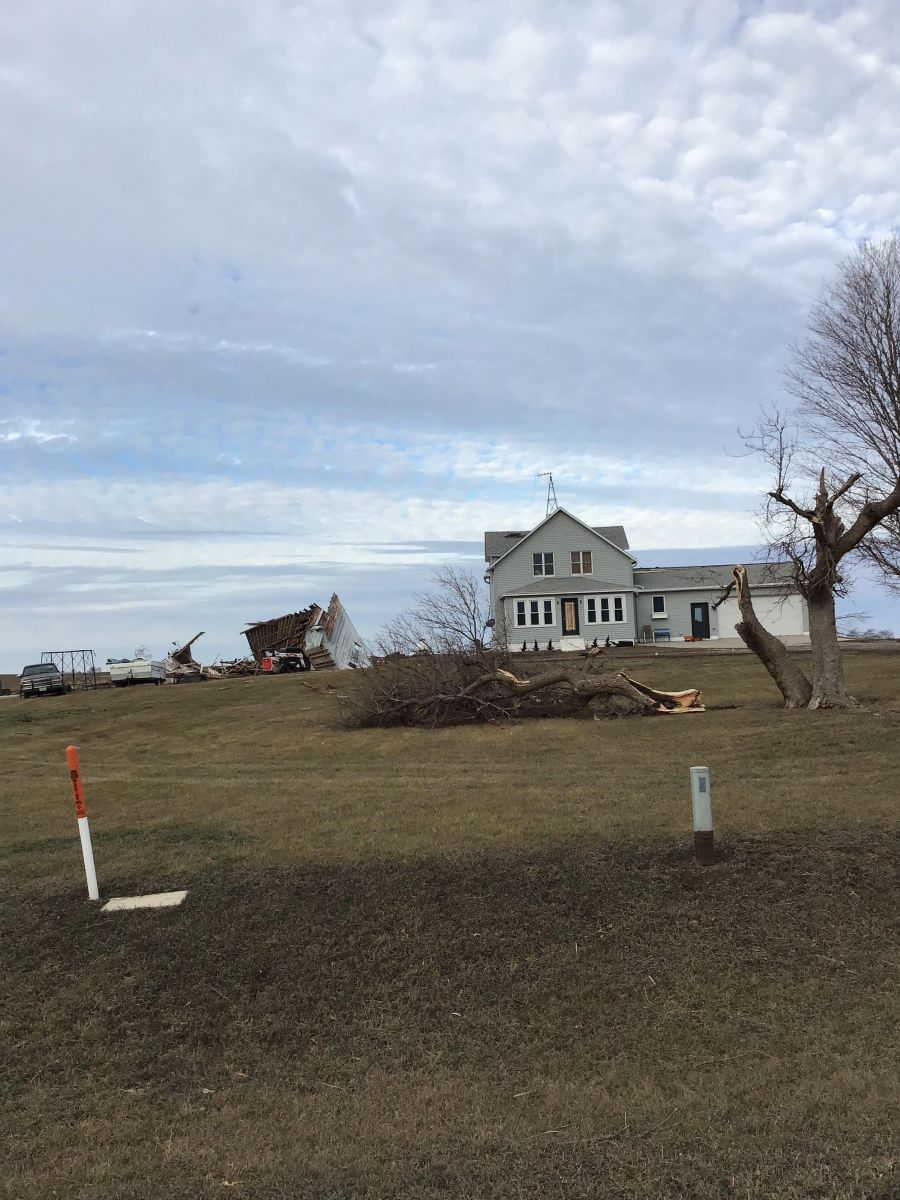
[108,659,167,687]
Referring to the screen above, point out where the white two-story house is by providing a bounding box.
[484,508,808,649]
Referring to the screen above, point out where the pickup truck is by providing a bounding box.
[19,662,67,698]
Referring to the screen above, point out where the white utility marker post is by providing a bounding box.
[67,745,99,900]
[690,765,715,866]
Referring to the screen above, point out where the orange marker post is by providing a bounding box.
[67,745,99,900]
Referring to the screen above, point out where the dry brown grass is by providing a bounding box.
[3,648,900,1198]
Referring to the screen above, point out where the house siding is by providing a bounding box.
[501,592,637,648]
[635,588,807,640]
[490,511,636,647]
[634,589,724,640]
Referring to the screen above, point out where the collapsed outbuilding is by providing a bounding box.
[242,594,366,671]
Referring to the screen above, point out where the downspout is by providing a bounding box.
[632,587,641,643]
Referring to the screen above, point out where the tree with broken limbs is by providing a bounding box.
[732,234,900,709]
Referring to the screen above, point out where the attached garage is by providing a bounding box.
[715,593,807,638]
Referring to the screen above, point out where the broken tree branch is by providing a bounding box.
[712,580,736,610]
[730,566,812,709]
[769,490,815,522]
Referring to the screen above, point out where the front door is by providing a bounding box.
[691,602,711,638]
[561,597,580,636]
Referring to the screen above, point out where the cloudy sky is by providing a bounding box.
[2,0,899,668]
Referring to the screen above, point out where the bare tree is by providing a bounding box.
[377,567,492,656]
[737,235,900,708]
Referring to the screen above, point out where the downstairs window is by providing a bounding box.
[515,598,555,627]
[585,595,627,624]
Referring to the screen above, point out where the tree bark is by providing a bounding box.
[806,586,857,708]
[729,566,813,709]
[797,471,860,709]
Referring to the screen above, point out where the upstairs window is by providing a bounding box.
[532,552,555,576]
[571,550,593,575]
[652,595,667,616]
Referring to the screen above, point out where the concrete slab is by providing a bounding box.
[102,890,187,913]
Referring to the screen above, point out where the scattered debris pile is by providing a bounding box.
[215,657,258,677]
[166,632,211,683]
[162,599,366,686]
[242,594,366,672]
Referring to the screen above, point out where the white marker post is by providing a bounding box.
[67,745,99,900]
[690,765,715,866]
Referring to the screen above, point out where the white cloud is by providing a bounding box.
[1,0,899,658]
[0,419,76,444]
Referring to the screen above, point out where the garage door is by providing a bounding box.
[715,595,805,637]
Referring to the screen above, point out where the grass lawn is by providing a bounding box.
[3,649,900,1198]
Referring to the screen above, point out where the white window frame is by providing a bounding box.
[570,550,593,575]
[532,552,555,577]
[514,597,556,627]
[584,594,628,625]
[651,594,668,618]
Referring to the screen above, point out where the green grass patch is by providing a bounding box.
[3,651,900,1197]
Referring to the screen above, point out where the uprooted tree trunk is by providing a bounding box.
[345,652,703,728]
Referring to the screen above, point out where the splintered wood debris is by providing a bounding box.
[242,594,366,672]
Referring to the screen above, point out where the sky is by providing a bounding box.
[2,0,900,669]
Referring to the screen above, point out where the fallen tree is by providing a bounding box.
[346,653,703,728]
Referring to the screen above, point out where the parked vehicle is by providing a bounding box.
[19,662,66,698]
[260,648,310,674]
[108,658,167,687]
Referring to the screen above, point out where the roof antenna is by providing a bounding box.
[537,472,558,518]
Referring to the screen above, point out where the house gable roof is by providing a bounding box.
[484,509,635,569]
